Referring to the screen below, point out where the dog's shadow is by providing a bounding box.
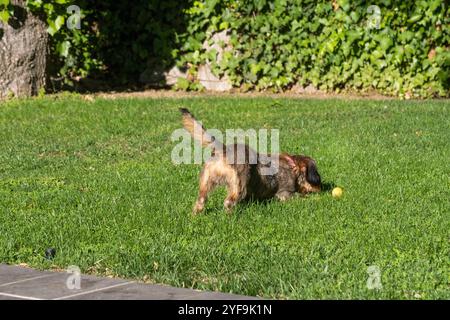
[200,181,336,215]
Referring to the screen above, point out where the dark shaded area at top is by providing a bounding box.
[61,0,192,90]
[0,1,192,91]
[93,2,189,79]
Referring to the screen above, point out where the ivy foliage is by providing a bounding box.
[0,0,12,23]
[0,0,449,97]
[175,0,449,97]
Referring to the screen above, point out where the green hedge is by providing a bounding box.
[1,0,449,97]
[175,0,449,97]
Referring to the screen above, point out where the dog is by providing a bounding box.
[179,108,321,214]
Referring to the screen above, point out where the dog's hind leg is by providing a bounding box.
[193,166,218,214]
[223,169,247,213]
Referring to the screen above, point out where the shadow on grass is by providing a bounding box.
[199,180,336,216]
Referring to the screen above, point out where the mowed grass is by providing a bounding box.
[0,95,448,299]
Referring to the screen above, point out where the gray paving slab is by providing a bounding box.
[0,272,131,300]
[0,264,257,300]
[0,264,53,286]
[63,282,207,300]
[0,293,25,300]
[64,282,255,300]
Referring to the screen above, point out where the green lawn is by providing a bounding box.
[0,95,449,299]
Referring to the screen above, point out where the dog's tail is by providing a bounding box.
[179,108,223,151]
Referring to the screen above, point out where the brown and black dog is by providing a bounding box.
[179,108,321,214]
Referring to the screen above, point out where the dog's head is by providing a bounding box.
[284,155,321,194]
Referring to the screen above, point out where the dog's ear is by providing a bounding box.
[284,155,296,168]
[284,155,300,174]
[306,159,321,186]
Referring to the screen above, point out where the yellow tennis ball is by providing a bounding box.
[332,187,343,198]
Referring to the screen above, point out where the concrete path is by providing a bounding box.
[0,264,256,300]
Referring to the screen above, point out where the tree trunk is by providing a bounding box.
[0,0,48,98]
